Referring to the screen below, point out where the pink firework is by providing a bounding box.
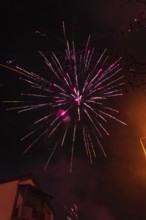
[1,22,126,171]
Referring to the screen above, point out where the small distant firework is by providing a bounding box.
[5,60,15,65]
[35,30,49,40]
[140,137,146,156]
[1,22,126,171]
[64,204,78,220]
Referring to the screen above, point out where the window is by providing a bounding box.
[21,218,29,220]
[32,209,38,218]
[39,212,45,220]
[13,207,19,217]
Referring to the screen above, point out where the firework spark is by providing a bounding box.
[1,22,126,171]
[140,137,146,156]
[64,204,78,220]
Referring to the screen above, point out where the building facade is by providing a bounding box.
[0,174,54,220]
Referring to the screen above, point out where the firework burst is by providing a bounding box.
[1,22,126,171]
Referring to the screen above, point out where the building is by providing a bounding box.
[0,174,55,220]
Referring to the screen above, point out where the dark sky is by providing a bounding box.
[1,0,146,220]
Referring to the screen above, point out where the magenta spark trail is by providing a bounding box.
[64,204,78,220]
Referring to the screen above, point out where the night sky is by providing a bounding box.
[1,0,146,220]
